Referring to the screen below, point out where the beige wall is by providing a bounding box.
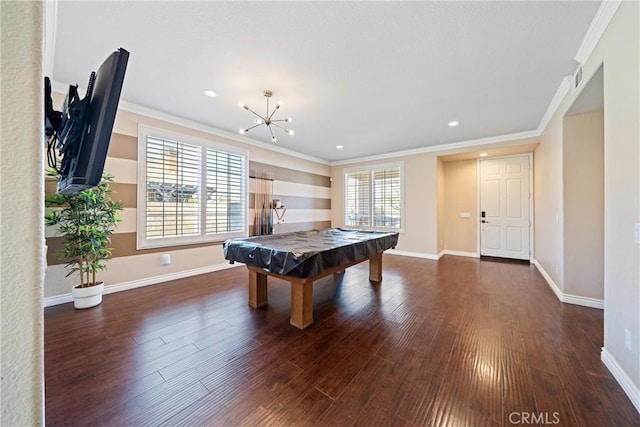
[563,110,604,299]
[331,153,439,257]
[534,111,565,289]
[331,141,535,258]
[44,97,331,299]
[535,0,639,391]
[599,1,640,388]
[442,159,478,254]
[0,1,45,425]
[436,159,445,254]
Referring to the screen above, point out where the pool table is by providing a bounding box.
[223,228,399,329]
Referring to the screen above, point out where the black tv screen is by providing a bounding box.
[45,48,129,194]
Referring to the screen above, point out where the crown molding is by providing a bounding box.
[575,0,622,64]
[49,80,330,166]
[329,130,540,166]
[536,76,572,134]
[534,1,619,136]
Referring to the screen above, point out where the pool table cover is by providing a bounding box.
[223,228,399,278]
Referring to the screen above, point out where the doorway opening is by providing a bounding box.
[562,65,604,303]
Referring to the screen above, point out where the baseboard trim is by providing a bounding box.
[441,250,480,258]
[531,259,604,310]
[531,259,564,301]
[601,347,640,413]
[390,249,479,260]
[43,294,74,307]
[386,249,439,260]
[43,262,242,308]
[562,294,605,310]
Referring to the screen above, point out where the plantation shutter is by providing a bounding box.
[145,136,201,239]
[344,170,370,226]
[372,167,401,228]
[205,148,246,234]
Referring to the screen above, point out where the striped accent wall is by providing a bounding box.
[248,161,331,236]
[45,133,331,267]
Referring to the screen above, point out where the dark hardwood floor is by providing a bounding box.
[44,255,639,426]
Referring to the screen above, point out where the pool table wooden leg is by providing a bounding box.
[248,270,268,308]
[369,253,383,282]
[290,280,313,329]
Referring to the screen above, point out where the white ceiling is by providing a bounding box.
[49,1,602,163]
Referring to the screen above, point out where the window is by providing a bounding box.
[344,163,403,230]
[138,126,247,248]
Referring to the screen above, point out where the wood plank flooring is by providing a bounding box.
[44,255,639,426]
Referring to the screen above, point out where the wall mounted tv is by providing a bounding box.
[45,47,129,194]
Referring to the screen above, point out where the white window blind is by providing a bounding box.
[345,170,370,227]
[205,149,245,235]
[344,164,402,230]
[372,167,401,228]
[138,127,247,248]
[145,136,201,239]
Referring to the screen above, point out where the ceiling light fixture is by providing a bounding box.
[203,89,217,97]
[238,90,293,143]
[448,120,460,127]
[336,145,344,149]
[479,152,488,157]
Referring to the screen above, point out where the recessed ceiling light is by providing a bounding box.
[479,152,488,157]
[336,145,344,149]
[448,120,460,127]
[203,90,217,97]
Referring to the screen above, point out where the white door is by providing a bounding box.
[480,155,531,260]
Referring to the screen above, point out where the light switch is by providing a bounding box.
[460,212,471,218]
[635,223,640,245]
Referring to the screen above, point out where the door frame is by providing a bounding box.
[476,153,534,260]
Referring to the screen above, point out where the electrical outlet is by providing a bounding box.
[555,264,559,274]
[625,330,631,351]
[160,253,171,267]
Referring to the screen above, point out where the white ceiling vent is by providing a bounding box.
[574,65,584,89]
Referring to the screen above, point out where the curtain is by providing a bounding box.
[252,173,273,236]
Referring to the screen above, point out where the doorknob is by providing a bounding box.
[481,219,489,223]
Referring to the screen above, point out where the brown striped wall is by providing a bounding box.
[45,105,331,300]
[45,139,331,265]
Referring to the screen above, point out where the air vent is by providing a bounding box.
[574,65,583,89]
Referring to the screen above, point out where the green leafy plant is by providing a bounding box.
[45,170,123,288]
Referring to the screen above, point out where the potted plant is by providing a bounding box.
[45,170,123,309]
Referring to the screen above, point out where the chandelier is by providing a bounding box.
[239,90,294,143]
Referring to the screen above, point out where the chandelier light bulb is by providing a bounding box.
[254,118,264,124]
[239,129,246,134]
[285,117,292,123]
[271,135,277,142]
[288,130,295,136]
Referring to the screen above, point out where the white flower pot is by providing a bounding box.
[72,282,104,309]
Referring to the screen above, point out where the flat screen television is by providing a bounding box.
[45,47,129,194]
